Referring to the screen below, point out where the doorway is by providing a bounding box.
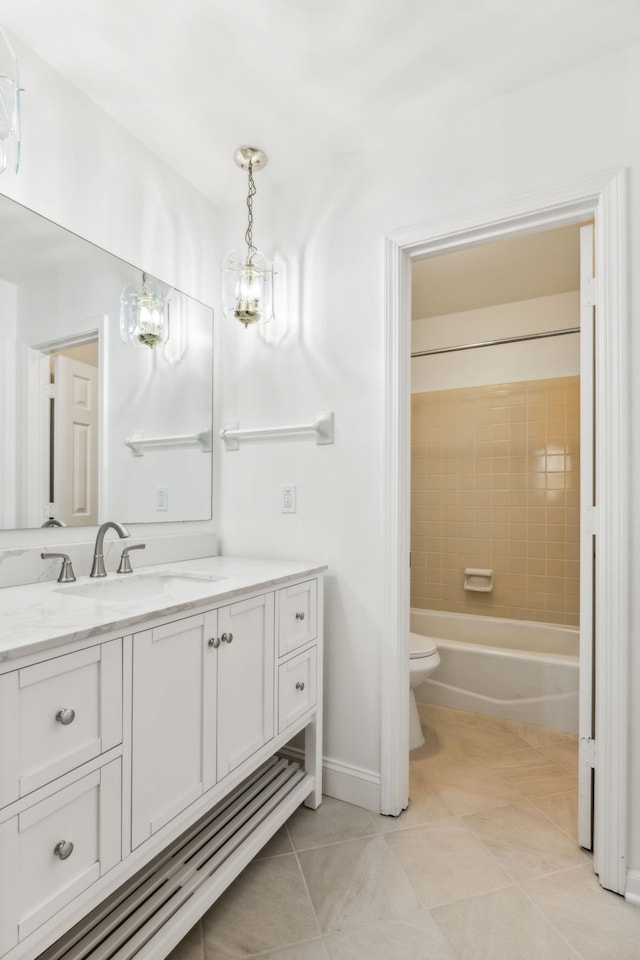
[408,222,590,846]
[381,170,629,895]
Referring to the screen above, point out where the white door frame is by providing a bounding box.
[381,169,629,894]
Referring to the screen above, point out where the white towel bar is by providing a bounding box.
[125,430,212,457]
[220,411,334,450]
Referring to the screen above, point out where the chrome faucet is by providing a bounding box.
[90,521,130,577]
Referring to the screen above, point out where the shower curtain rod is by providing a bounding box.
[411,326,580,358]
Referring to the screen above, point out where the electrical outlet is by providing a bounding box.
[281,485,296,513]
[157,487,169,511]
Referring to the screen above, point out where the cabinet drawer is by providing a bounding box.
[0,640,122,808]
[277,580,317,657]
[0,759,121,955]
[278,648,317,733]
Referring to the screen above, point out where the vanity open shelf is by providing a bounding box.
[0,558,324,960]
[40,758,310,960]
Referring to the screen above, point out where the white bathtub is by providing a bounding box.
[410,608,579,734]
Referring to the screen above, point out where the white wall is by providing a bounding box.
[217,43,640,869]
[412,291,580,391]
[0,33,220,561]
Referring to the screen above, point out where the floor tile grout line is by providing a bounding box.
[530,796,582,843]
[458,794,583,857]
[514,867,588,960]
[290,828,327,942]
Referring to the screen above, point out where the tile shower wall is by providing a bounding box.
[411,376,580,626]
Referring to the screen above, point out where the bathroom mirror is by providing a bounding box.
[0,193,213,530]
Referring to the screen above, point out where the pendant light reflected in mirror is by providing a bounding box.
[120,272,170,348]
[0,26,21,175]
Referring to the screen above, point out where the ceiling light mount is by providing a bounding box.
[233,146,267,172]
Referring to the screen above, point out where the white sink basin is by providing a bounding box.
[57,573,224,603]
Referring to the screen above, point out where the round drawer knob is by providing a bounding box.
[208,637,220,648]
[295,611,305,621]
[296,681,305,691]
[55,707,76,725]
[221,632,233,643]
[53,840,74,860]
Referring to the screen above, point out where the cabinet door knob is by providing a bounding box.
[221,632,233,643]
[295,611,305,621]
[55,707,76,725]
[295,681,305,691]
[208,637,220,648]
[53,840,74,860]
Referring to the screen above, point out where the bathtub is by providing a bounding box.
[410,608,579,734]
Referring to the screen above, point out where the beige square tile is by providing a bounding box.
[167,922,203,960]
[324,909,456,960]
[501,719,577,748]
[387,763,454,828]
[422,757,528,814]
[298,835,421,934]
[385,819,512,908]
[532,790,579,842]
[255,826,293,859]
[202,854,319,959]
[540,740,579,775]
[524,864,640,960]
[498,760,578,799]
[463,801,588,881]
[287,797,390,851]
[431,885,579,959]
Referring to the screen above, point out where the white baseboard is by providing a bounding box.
[281,748,381,813]
[625,870,640,905]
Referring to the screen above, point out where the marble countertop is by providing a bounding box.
[0,556,326,662]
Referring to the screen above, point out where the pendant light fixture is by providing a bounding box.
[120,271,170,349]
[0,26,21,175]
[222,146,274,328]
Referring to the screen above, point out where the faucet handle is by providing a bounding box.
[117,543,146,574]
[41,553,76,584]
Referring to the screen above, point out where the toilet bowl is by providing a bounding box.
[409,632,440,750]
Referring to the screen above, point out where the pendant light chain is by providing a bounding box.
[245,160,257,264]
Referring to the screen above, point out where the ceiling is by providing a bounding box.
[2,1,640,206]
[411,223,583,319]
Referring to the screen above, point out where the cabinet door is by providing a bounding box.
[217,594,275,779]
[0,640,122,808]
[131,612,217,849]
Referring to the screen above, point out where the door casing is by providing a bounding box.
[381,169,629,894]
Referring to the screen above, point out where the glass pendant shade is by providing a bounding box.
[0,27,20,175]
[120,273,169,348]
[222,249,274,328]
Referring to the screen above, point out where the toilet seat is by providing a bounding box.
[409,632,438,659]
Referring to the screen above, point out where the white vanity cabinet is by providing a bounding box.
[131,591,275,849]
[0,561,323,960]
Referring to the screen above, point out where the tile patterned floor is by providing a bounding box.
[166,704,640,959]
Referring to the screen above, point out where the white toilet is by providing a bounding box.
[409,632,440,750]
